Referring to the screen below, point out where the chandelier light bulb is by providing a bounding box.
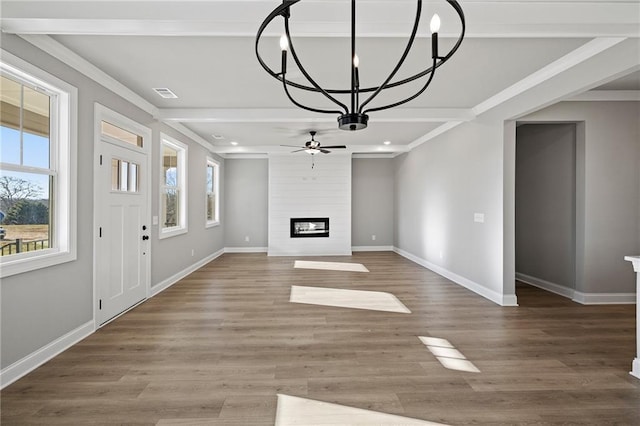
[279,35,289,51]
[353,54,360,68]
[430,14,441,33]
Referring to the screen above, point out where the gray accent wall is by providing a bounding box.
[1,34,224,370]
[150,123,225,288]
[223,158,268,248]
[521,102,640,295]
[352,158,394,247]
[515,124,576,290]
[394,120,509,302]
[1,34,152,369]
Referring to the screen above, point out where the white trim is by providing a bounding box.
[162,121,215,152]
[572,291,636,305]
[221,153,269,159]
[393,247,518,307]
[224,247,268,253]
[157,107,474,123]
[567,90,640,102]
[150,248,224,297]
[205,156,220,228]
[159,133,188,239]
[268,250,353,257]
[408,121,465,150]
[93,103,152,327]
[631,358,640,380]
[18,35,157,116]
[472,37,626,117]
[0,320,93,389]
[352,246,394,252]
[0,49,78,278]
[515,272,575,299]
[352,154,396,159]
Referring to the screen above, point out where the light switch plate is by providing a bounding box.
[474,213,485,223]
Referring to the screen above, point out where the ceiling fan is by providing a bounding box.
[282,131,347,155]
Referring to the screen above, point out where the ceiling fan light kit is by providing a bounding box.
[256,0,466,131]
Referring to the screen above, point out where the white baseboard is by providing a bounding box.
[268,250,353,257]
[515,272,575,299]
[224,247,268,253]
[1,320,94,389]
[631,358,640,380]
[352,246,394,252]
[572,291,636,305]
[515,272,636,305]
[393,247,517,307]
[150,248,224,297]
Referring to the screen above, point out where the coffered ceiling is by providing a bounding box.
[2,1,639,156]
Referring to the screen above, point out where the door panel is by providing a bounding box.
[98,142,149,324]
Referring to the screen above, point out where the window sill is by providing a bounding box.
[0,249,77,278]
[159,226,188,240]
[206,221,220,229]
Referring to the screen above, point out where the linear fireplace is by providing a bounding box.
[290,218,329,238]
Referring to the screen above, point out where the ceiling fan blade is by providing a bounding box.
[320,145,347,149]
[320,149,331,154]
[291,149,306,153]
[281,144,304,148]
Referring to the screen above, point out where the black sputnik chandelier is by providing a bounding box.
[255,0,465,131]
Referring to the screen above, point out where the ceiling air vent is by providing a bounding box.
[153,87,178,99]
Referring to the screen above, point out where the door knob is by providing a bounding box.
[142,235,149,241]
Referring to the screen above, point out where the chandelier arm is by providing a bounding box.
[284,19,349,114]
[363,58,438,114]
[256,1,464,96]
[281,70,345,115]
[358,0,422,114]
[362,0,466,92]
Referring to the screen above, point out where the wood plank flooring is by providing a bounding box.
[2,252,638,425]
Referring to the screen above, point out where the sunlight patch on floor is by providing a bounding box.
[275,394,447,425]
[419,336,481,373]
[294,260,370,272]
[290,285,411,313]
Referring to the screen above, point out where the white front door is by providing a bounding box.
[96,133,150,325]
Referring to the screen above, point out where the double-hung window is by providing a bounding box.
[159,134,187,238]
[0,51,77,277]
[206,157,220,227]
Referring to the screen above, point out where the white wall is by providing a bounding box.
[268,154,351,256]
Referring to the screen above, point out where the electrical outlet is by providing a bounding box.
[371,235,376,241]
[245,236,250,242]
[474,213,485,223]
[191,249,195,256]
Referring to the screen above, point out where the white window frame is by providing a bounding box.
[205,157,220,228]
[0,50,77,278]
[159,133,187,239]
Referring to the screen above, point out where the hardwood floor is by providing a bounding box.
[2,252,638,425]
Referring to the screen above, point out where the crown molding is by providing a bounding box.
[566,90,640,101]
[18,34,158,117]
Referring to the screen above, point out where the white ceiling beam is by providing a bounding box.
[212,144,409,155]
[3,19,638,38]
[566,90,640,101]
[2,0,638,38]
[472,37,627,117]
[156,108,474,123]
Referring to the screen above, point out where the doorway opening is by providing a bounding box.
[515,122,578,300]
